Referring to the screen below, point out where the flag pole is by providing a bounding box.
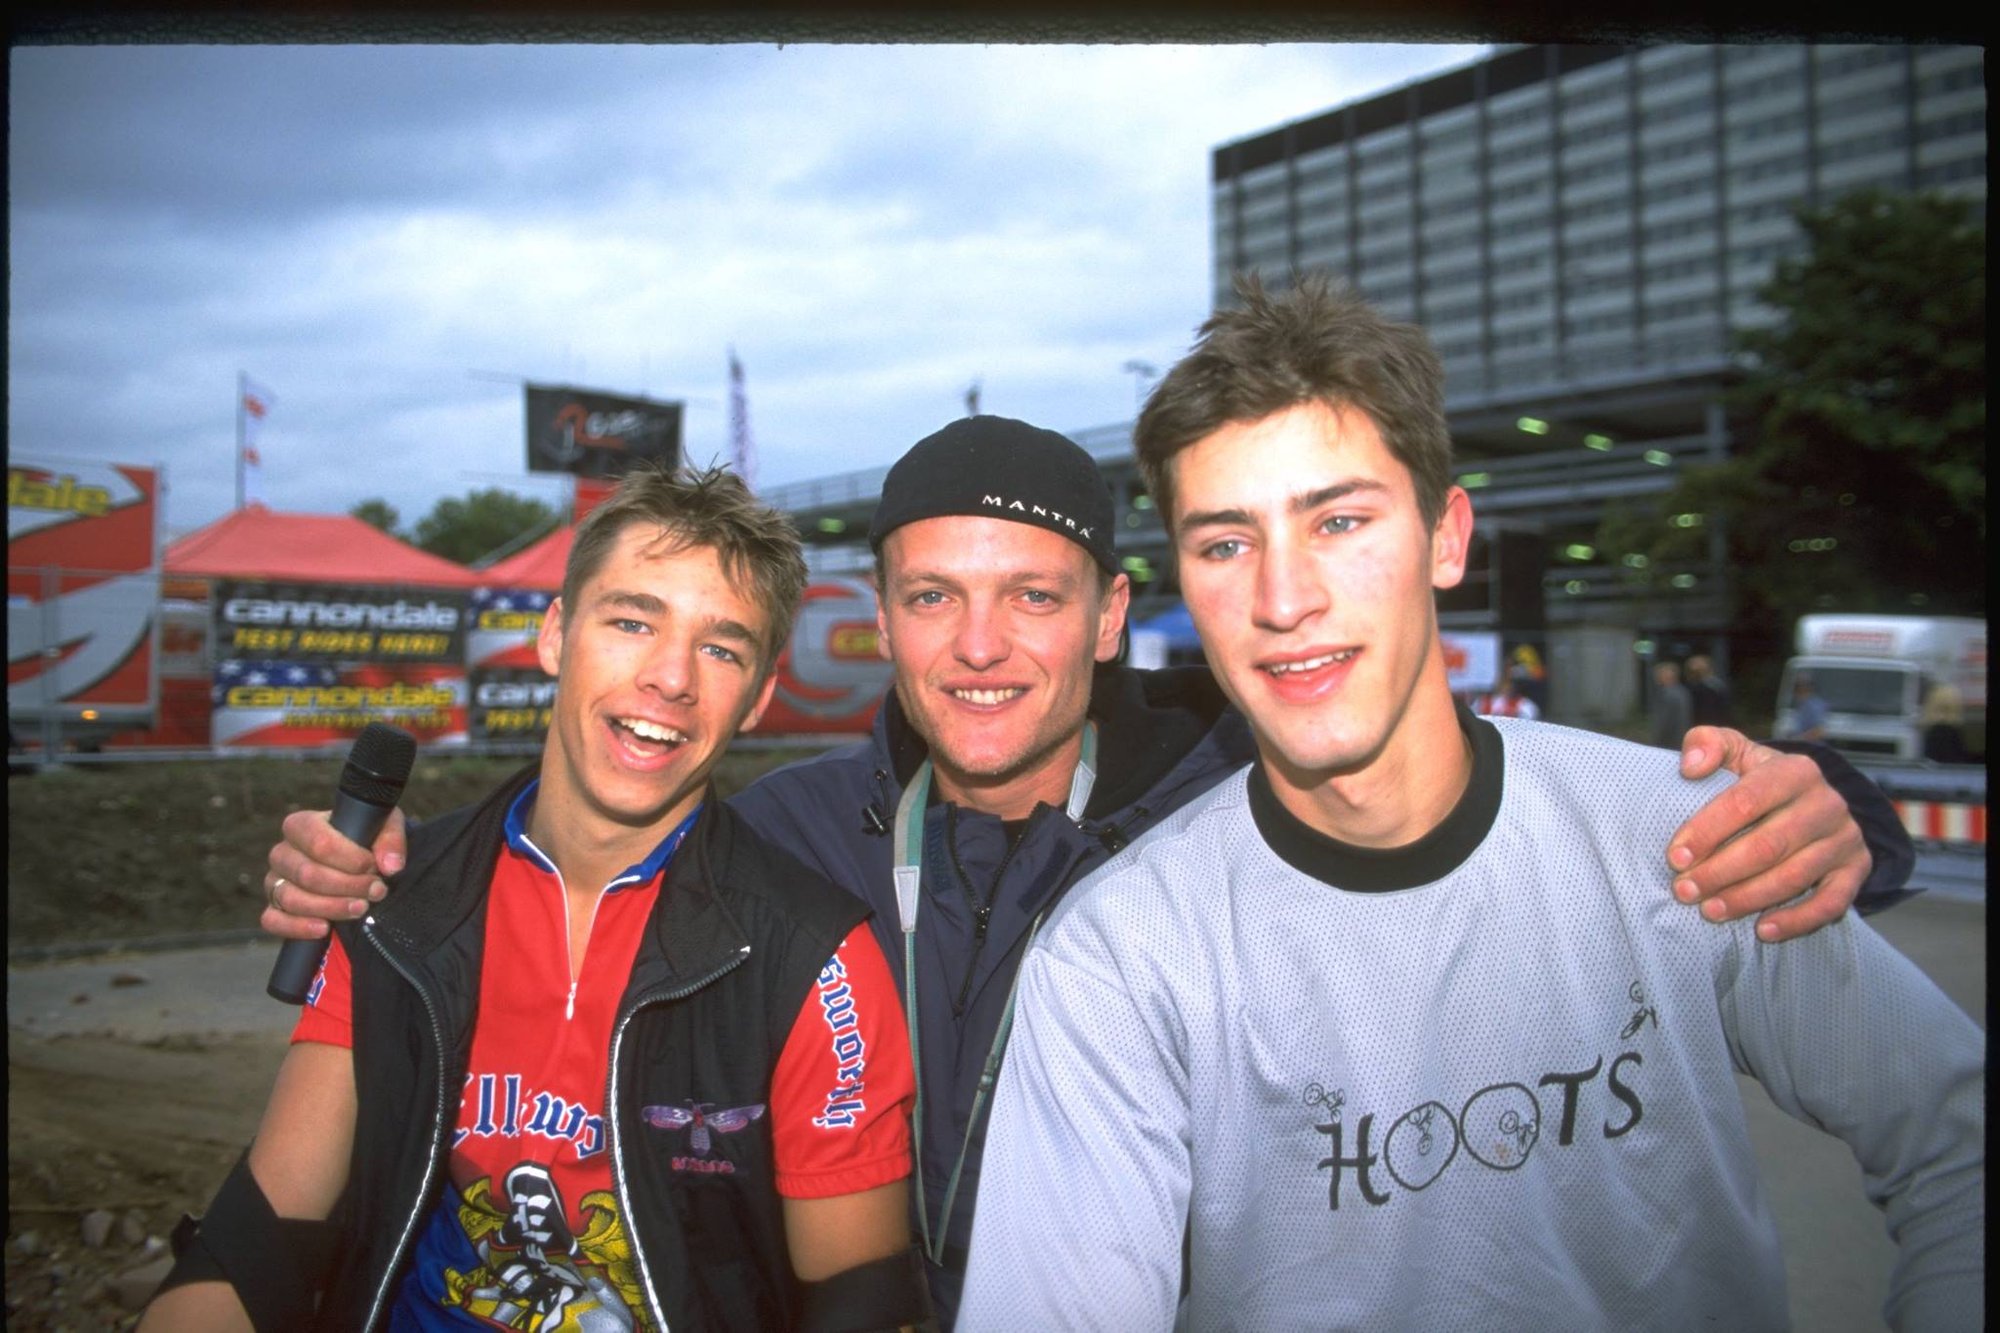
[235,370,246,510]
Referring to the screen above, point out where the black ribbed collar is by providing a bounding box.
[1246,702,1503,893]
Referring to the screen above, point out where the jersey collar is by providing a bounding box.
[502,778,702,892]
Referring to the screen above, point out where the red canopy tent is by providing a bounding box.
[478,524,573,591]
[165,504,481,586]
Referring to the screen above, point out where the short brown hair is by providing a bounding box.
[562,464,807,670]
[1134,273,1454,529]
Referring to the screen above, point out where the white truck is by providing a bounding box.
[1776,614,1986,763]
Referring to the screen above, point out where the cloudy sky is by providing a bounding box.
[10,41,1488,544]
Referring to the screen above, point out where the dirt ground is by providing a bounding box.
[7,1031,288,1330]
[4,746,819,1329]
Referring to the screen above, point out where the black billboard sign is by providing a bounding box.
[524,384,683,478]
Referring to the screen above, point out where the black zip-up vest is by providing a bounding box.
[313,766,870,1332]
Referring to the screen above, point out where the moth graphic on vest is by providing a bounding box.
[643,1101,766,1155]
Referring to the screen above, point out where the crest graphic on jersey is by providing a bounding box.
[641,1101,766,1155]
[441,1161,646,1330]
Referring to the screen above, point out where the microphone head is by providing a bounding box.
[339,723,418,806]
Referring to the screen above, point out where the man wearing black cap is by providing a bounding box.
[257,416,1907,1324]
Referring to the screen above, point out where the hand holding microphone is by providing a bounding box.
[267,723,418,1004]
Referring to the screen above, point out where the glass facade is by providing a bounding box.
[1211,44,1986,408]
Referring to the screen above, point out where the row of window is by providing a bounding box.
[1815,46,1903,79]
[1921,64,1985,97]
[1245,227,1828,291]
[1238,95,1976,210]
[1917,158,1986,188]
[1921,110,1987,142]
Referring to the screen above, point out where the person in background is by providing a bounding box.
[1651,659,1694,750]
[1685,653,1733,729]
[1470,672,1539,720]
[1786,673,1831,742]
[1920,680,1970,764]
[960,275,1982,1332]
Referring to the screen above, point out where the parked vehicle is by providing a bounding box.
[1776,614,1985,762]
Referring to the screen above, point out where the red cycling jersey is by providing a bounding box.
[294,818,912,1328]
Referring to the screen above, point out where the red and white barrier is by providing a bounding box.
[1892,801,1987,845]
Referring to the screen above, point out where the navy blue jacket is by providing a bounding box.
[730,664,1255,1321]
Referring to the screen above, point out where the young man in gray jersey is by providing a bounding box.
[959,278,1981,1331]
[259,418,1908,1326]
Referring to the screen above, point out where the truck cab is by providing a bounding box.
[1778,615,1985,763]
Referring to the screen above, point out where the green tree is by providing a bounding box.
[350,498,403,538]
[1599,189,1985,624]
[410,488,560,565]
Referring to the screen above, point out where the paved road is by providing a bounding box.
[1739,891,1985,1333]
[8,938,299,1042]
[8,894,1984,1327]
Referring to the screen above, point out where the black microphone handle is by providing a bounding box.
[265,790,397,1004]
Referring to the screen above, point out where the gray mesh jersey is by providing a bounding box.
[960,715,1984,1332]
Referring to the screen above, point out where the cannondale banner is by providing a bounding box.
[210,581,470,747]
[466,586,555,743]
[524,384,683,479]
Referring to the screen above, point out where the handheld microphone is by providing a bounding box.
[266,723,418,1004]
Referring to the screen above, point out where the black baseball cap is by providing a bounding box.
[866,415,1119,575]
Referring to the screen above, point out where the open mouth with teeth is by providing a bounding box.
[948,687,1027,706]
[613,716,689,756]
[1265,648,1358,676]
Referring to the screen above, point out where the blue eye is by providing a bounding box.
[701,643,742,665]
[1321,515,1362,535]
[1200,538,1244,561]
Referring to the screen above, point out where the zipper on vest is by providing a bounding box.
[606,946,751,1333]
[358,917,456,1333]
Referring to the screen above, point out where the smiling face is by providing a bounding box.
[1171,400,1473,841]
[534,524,777,860]
[876,516,1128,819]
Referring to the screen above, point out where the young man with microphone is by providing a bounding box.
[259,418,1909,1325]
[143,466,929,1332]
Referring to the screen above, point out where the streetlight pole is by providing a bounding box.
[1121,359,1157,416]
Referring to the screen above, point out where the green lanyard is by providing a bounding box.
[893,722,1098,1266]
